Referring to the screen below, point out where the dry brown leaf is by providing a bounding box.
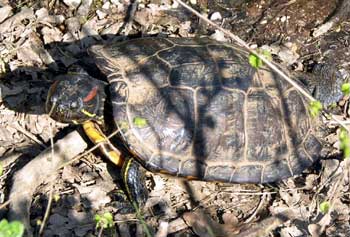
[0,5,12,23]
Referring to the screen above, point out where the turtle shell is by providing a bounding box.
[88,37,323,183]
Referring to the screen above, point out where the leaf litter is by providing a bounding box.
[0,0,349,236]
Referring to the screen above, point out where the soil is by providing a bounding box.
[0,0,349,236]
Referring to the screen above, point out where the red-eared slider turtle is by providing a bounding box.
[46,37,341,207]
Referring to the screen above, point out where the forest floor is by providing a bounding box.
[0,0,349,236]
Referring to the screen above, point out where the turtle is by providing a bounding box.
[45,37,343,207]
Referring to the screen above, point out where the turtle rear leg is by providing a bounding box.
[122,158,148,209]
[83,121,148,209]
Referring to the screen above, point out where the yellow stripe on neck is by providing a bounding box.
[81,109,96,118]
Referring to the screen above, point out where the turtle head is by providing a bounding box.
[46,73,107,124]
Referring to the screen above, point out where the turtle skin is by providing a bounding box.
[88,37,324,184]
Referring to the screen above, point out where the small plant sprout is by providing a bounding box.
[94,212,114,229]
[133,117,148,128]
[0,219,24,237]
[341,83,350,96]
[53,194,60,202]
[320,201,331,214]
[249,50,272,69]
[36,219,42,226]
[132,202,153,237]
[339,128,350,159]
[309,101,323,118]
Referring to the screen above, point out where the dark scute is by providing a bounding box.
[158,46,214,65]
[128,87,195,155]
[169,63,220,88]
[194,89,245,161]
[207,44,247,61]
[246,90,287,162]
[230,165,262,183]
[168,37,216,45]
[289,147,314,175]
[267,69,292,91]
[147,155,180,175]
[113,109,129,133]
[205,166,235,182]
[218,61,255,91]
[262,159,292,183]
[283,89,310,146]
[127,57,170,87]
[180,160,207,179]
[107,38,173,62]
[303,134,322,162]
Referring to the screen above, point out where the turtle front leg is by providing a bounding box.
[82,121,148,209]
[82,121,124,167]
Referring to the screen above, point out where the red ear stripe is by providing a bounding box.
[83,86,98,102]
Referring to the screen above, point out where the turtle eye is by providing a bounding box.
[50,96,58,105]
[70,101,78,109]
[70,98,82,110]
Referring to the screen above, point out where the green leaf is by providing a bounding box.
[248,50,272,69]
[94,214,101,222]
[320,201,330,214]
[0,219,24,237]
[0,163,3,176]
[249,53,263,69]
[0,219,8,230]
[53,194,60,202]
[102,212,113,228]
[94,212,114,229]
[133,117,148,128]
[341,83,350,96]
[309,101,323,118]
[339,128,350,159]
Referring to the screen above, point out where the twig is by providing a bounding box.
[38,185,55,236]
[97,226,104,237]
[244,193,268,224]
[155,221,169,237]
[328,120,350,125]
[326,159,350,211]
[0,200,11,210]
[9,123,47,149]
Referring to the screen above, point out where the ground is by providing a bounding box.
[0,0,349,236]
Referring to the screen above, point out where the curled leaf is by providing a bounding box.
[309,101,323,118]
[341,83,350,96]
[320,201,330,214]
[0,219,24,237]
[339,128,350,159]
[133,117,148,128]
[248,50,272,69]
